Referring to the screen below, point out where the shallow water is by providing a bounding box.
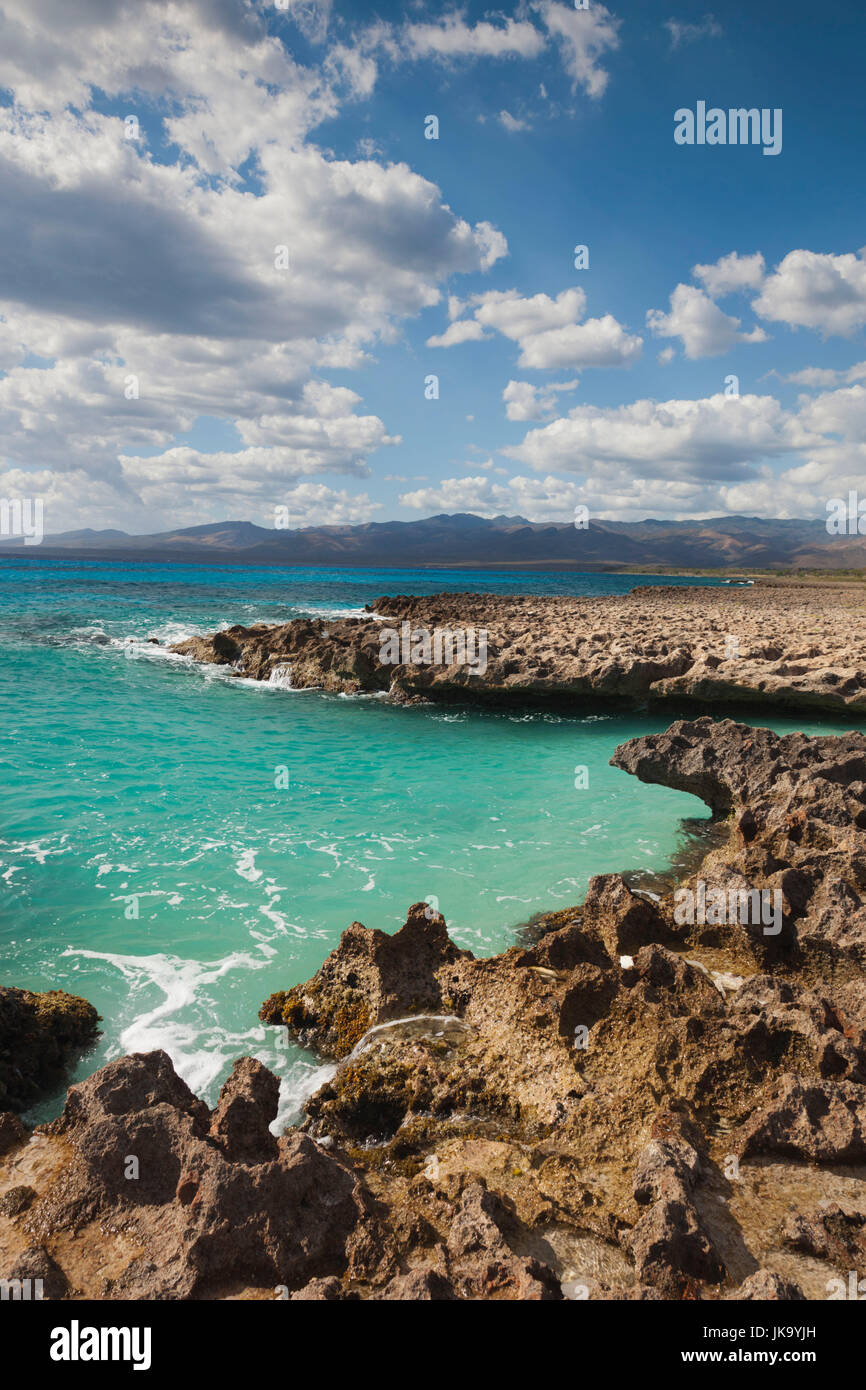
[0,557,857,1123]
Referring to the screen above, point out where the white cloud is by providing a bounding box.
[399,474,514,514]
[647,284,767,358]
[754,249,866,336]
[427,319,489,348]
[506,392,809,480]
[405,376,866,524]
[442,288,643,369]
[498,110,531,132]
[535,1,621,97]
[693,251,766,298]
[0,4,511,533]
[404,14,546,62]
[503,378,579,421]
[780,361,866,388]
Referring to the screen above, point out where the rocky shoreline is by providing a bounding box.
[168,581,866,715]
[2,714,865,1299]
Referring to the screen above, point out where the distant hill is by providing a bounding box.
[1,512,863,571]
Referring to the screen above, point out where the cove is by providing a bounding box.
[0,557,857,1126]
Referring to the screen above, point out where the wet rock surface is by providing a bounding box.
[169,581,866,716]
[3,714,866,1299]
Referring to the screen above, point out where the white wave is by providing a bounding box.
[64,945,271,1099]
[273,1058,338,1133]
[0,835,68,864]
[267,664,294,689]
[235,848,262,882]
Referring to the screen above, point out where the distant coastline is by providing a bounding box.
[2,512,864,573]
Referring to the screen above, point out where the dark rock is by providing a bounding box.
[0,1110,27,1157]
[0,1184,37,1216]
[781,1203,866,1265]
[43,1049,366,1298]
[582,874,675,959]
[209,1057,280,1165]
[3,1245,68,1300]
[627,1114,724,1295]
[0,986,99,1111]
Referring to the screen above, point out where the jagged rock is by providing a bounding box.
[290,1276,347,1300]
[0,986,100,1111]
[6,711,866,1301]
[781,1203,866,1264]
[445,1183,562,1301]
[171,582,866,715]
[626,1112,724,1295]
[736,1074,866,1163]
[613,718,866,970]
[0,1184,37,1216]
[0,1111,27,1157]
[372,1268,456,1300]
[209,1057,279,1165]
[260,903,469,1059]
[581,874,676,959]
[42,1050,366,1298]
[632,1112,707,1205]
[732,1270,807,1300]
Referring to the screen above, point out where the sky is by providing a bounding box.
[0,0,865,535]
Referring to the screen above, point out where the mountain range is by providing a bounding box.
[1,513,864,571]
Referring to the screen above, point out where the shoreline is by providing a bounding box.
[2,707,865,1297]
[3,583,865,1300]
[167,580,866,719]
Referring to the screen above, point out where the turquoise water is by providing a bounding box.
[0,558,857,1123]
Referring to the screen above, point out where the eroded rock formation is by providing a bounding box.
[3,716,866,1299]
[168,582,866,715]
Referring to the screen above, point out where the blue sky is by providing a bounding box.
[0,0,865,534]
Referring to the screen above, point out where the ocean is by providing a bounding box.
[0,557,851,1126]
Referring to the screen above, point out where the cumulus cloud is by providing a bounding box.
[753,249,866,336]
[647,284,767,358]
[505,392,809,480]
[502,378,579,421]
[400,375,866,523]
[427,319,490,348]
[0,464,381,536]
[650,244,866,359]
[692,251,766,298]
[437,288,641,369]
[0,2,513,532]
[780,361,866,388]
